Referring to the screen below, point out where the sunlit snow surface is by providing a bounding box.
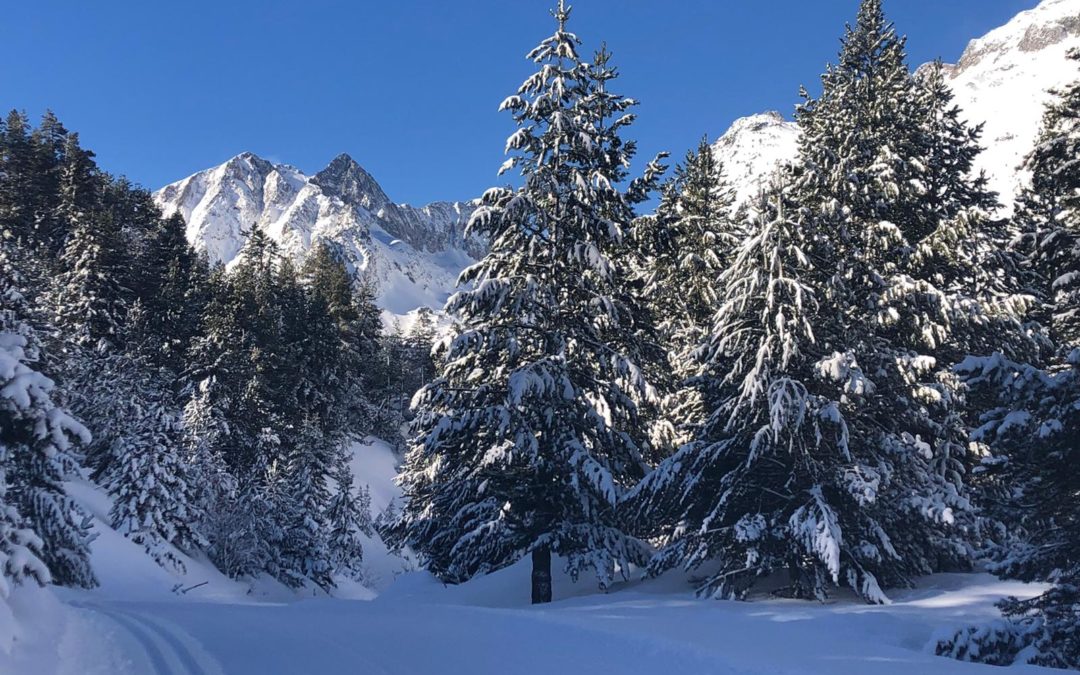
[8,565,1049,674]
[2,440,1050,674]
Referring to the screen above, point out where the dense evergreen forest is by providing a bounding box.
[1,0,1078,669]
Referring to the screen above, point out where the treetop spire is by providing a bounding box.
[553,0,571,33]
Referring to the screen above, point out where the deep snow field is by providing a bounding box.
[0,439,1051,675]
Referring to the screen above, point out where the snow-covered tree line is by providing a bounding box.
[393,2,1079,661]
[0,111,440,604]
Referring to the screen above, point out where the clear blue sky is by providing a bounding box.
[1,0,1035,205]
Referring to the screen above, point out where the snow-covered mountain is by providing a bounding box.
[710,111,800,206]
[711,0,1080,209]
[154,153,479,317]
[947,0,1080,205]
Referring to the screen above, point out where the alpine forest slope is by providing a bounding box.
[1,0,1080,674]
[154,152,481,317]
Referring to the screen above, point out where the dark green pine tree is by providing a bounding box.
[189,228,290,472]
[127,212,205,371]
[53,209,128,348]
[106,377,204,574]
[627,180,835,600]
[1,243,96,589]
[394,1,664,603]
[301,242,382,437]
[1014,49,1080,345]
[0,111,39,246]
[325,450,373,582]
[938,49,1080,671]
[29,111,71,256]
[793,0,1033,595]
[636,137,738,452]
[51,135,128,349]
[276,418,335,590]
[633,0,1030,604]
[401,308,436,403]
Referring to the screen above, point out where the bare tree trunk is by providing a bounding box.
[531,546,552,604]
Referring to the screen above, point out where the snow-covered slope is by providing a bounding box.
[712,0,1080,210]
[710,111,800,206]
[154,153,479,316]
[947,0,1080,205]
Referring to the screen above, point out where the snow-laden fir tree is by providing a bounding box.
[187,228,290,473]
[127,212,207,372]
[274,419,335,590]
[52,207,127,348]
[1013,49,1080,345]
[394,1,664,603]
[181,379,237,555]
[634,138,738,452]
[938,49,1080,671]
[106,374,203,573]
[0,244,95,590]
[791,0,1037,597]
[0,112,39,247]
[0,111,70,255]
[325,450,373,582]
[632,0,1032,604]
[627,180,851,599]
[302,242,384,437]
[1,246,64,608]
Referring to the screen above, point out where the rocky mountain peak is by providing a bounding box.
[313,153,393,214]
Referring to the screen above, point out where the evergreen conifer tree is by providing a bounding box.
[106,374,203,572]
[0,244,96,589]
[325,453,373,582]
[636,138,738,451]
[394,1,664,603]
[938,49,1080,671]
[634,0,1028,603]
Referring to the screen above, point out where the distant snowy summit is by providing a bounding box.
[154,152,480,316]
[713,0,1080,208]
[710,111,799,206]
[948,0,1080,205]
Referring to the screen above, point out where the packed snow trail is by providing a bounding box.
[69,601,223,675]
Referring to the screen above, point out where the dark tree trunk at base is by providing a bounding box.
[531,546,552,604]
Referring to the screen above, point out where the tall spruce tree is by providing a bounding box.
[106,371,203,573]
[1014,49,1080,345]
[53,207,127,349]
[325,445,373,582]
[636,138,738,452]
[938,49,1080,670]
[0,244,96,589]
[0,112,38,247]
[394,1,663,603]
[789,0,1030,597]
[633,0,1028,603]
[129,212,204,371]
[628,180,841,599]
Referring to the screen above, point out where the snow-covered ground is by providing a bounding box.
[0,436,1052,675]
[4,561,1050,674]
